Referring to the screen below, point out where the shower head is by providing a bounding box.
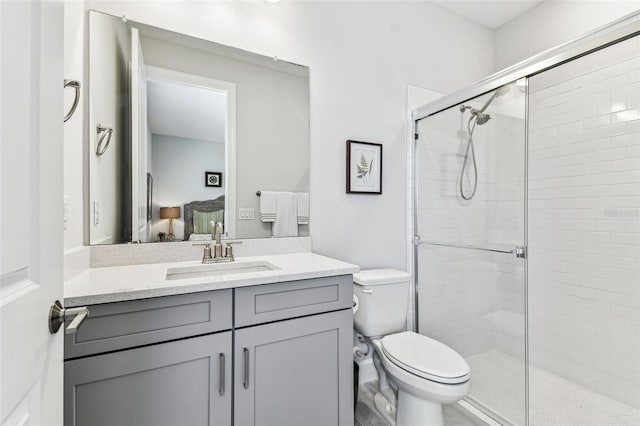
[469,85,511,125]
[459,85,510,126]
[472,110,491,125]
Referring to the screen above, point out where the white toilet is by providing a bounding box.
[353,269,471,426]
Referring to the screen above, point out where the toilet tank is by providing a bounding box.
[353,269,411,337]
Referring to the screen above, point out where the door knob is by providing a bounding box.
[49,300,90,334]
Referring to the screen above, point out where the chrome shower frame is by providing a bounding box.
[410,10,640,426]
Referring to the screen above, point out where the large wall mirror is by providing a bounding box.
[88,11,310,245]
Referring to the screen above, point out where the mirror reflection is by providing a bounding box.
[88,11,310,245]
[147,77,229,242]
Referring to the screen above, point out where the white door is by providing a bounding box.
[0,1,64,425]
[131,27,150,243]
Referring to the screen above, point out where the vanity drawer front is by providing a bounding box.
[235,275,352,327]
[65,289,232,359]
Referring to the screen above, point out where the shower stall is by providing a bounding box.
[412,12,639,426]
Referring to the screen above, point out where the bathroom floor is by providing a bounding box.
[467,350,640,426]
[356,350,640,426]
[355,380,490,426]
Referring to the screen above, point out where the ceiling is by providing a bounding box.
[147,79,226,143]
[433,0,544,29]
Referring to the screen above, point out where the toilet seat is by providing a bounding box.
[381,331,470,385]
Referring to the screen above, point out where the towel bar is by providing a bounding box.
[96,124,113,156]
[64,80,81,123]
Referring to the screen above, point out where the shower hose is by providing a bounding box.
[459,114,479,200]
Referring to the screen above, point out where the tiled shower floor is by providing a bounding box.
[467,350,640,426]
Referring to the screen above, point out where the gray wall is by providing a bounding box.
[150,134,225,241]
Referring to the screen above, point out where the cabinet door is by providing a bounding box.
[235,309,353,426]
[65,332,232,426]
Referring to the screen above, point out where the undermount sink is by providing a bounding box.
[165,260,279,281]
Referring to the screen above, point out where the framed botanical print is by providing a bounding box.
[346,140,382,194]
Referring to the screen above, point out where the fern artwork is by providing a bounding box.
[356,153,374,183]
[346,140,382,194]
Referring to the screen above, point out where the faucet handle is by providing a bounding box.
[224,241,242,259]
[193,243,213,261]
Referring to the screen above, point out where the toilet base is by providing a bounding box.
[373,392,397,425]
[396,390,443,426]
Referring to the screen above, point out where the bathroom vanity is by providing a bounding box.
[63,8,347,425]
[63,253,357,426]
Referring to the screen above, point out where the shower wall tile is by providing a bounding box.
[528,35,640,409]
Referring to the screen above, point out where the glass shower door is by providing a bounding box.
[526,35,640,426]
[414,80,528,425]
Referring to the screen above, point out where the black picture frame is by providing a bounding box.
[205,171,223,187]
[346,140,382,194]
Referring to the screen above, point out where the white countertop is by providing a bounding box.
[64,253,359,307]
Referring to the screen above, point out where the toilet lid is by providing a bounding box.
[381,331,470,384]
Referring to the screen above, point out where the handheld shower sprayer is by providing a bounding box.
[458,85,510,200]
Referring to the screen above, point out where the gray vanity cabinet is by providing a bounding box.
[64,275,354,426]
[234,309,353,426]
[65,331,232,426]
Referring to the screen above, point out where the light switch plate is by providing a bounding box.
[93,200,99,225]
[63,195,69,230]
[239,208,255,220]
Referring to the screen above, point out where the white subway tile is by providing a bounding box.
[611,132,640,148]
[610,57,640,77]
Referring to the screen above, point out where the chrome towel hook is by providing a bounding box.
[96,124,113,156]
[63,79,81,122]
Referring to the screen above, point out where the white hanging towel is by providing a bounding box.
[273,192,299,238]
[297,192,309,225]
[259,191,277,222]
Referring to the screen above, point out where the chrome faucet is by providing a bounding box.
[212,222,224,259]
[212,221,223,244]
[193,222,242,264]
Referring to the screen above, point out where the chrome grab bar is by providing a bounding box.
[64,79,80,122]
[415,238,526,258]
[96,124,113,156]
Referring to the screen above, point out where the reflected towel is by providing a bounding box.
[273,192,298,238]
[259,191,277,222]
[297,192,309,225]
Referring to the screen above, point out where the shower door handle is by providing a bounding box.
[415,239,527,259]
[514,246,527,259]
